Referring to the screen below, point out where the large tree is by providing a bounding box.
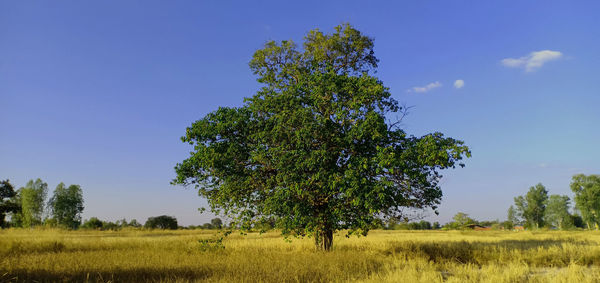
[145,215,178,230]
[570,174,600,229]
[514,183,548,229]
[544,195,573,230]
[173,24,470,250]
[0,179,20,228]
[17,178,48,227]
[48,183,84,229]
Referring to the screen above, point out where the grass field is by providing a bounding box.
[2,229,600,282]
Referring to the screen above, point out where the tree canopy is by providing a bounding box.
[514,183,548,229]
[571,174,600,229]
[545,194,573,230]
[48,183,84,229]
[145,215,178,230]
[173,24,470,250]
[0,179,20,228]
[16,179,48,227]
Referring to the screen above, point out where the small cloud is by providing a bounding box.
[501,50,563,72]
[454,79,464,89]
[408,81,442,93]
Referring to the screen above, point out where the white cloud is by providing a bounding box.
[408,81,442,93]
[501,50,563,72]
[453,79,464,89]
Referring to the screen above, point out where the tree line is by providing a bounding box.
[379,174,600,231]
[1,178,229,230]
[506,174,600,230]
[0,178,84,229]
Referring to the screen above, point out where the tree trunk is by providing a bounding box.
[315,227,333,251]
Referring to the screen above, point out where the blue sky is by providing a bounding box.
[1,1,599,225]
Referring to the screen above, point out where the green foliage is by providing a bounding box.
[197,236,226,252]
[17,179,48,227]
[507,205,519,225]
[501,221,515,230]
[545,195,573,230]
[81,217,140,231]
[211,218,223,229]
[388,220,433,230]
[129,219,142,228]
[145,215,178,230]
[48,183,84,229]
[514,183,548,229]
[452,212,475,228]
[0,179,20,228]
[570,214,585,229]
[81,217,103,229]
[570,174,600,229]
[173,24,470,250]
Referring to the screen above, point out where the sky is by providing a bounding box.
[1,1,599,226]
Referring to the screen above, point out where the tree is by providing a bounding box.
[501,221,515,230]
[211,217,223,229]
[545,195,573,230]
[0,179,20,228]
[570,174,600,229]
[452,212,475,228]
[81,217,103,229]
[145,215,178,230]
[173,24,470,251]
[570,214,585,229]
[507,205,519,226]
[129,219,142,228]
[48,183,84,229]
[17,179,48,227]
[513,183,548,229]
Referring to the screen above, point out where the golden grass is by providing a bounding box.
[2,229,600,282]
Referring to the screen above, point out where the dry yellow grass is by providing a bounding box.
[2,229,600,282]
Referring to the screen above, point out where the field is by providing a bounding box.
[2,229,600,282]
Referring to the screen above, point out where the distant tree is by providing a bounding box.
[408,220,432,230]
[115,218,128,228]
[102,221,119,230]
[129,219,142,228]
[0,180,20,228]
[172,24,471,251]
[514,183,548,229]
[545,195,573,230]
[452,212,474,228]
[201,223,214,229]
[211,218,223,229]
[145,215,178,230]
[570,174,600,229]
[507,205,519,225]
[48,183,84,229]
[17,179,48,227]
[501,221,514,230]
[81,217,103,229]
[432,222,441,230]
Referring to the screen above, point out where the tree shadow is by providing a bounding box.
[1,267,215,282]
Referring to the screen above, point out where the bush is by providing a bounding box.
[81,217,103,229]
[145,215,178,230]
